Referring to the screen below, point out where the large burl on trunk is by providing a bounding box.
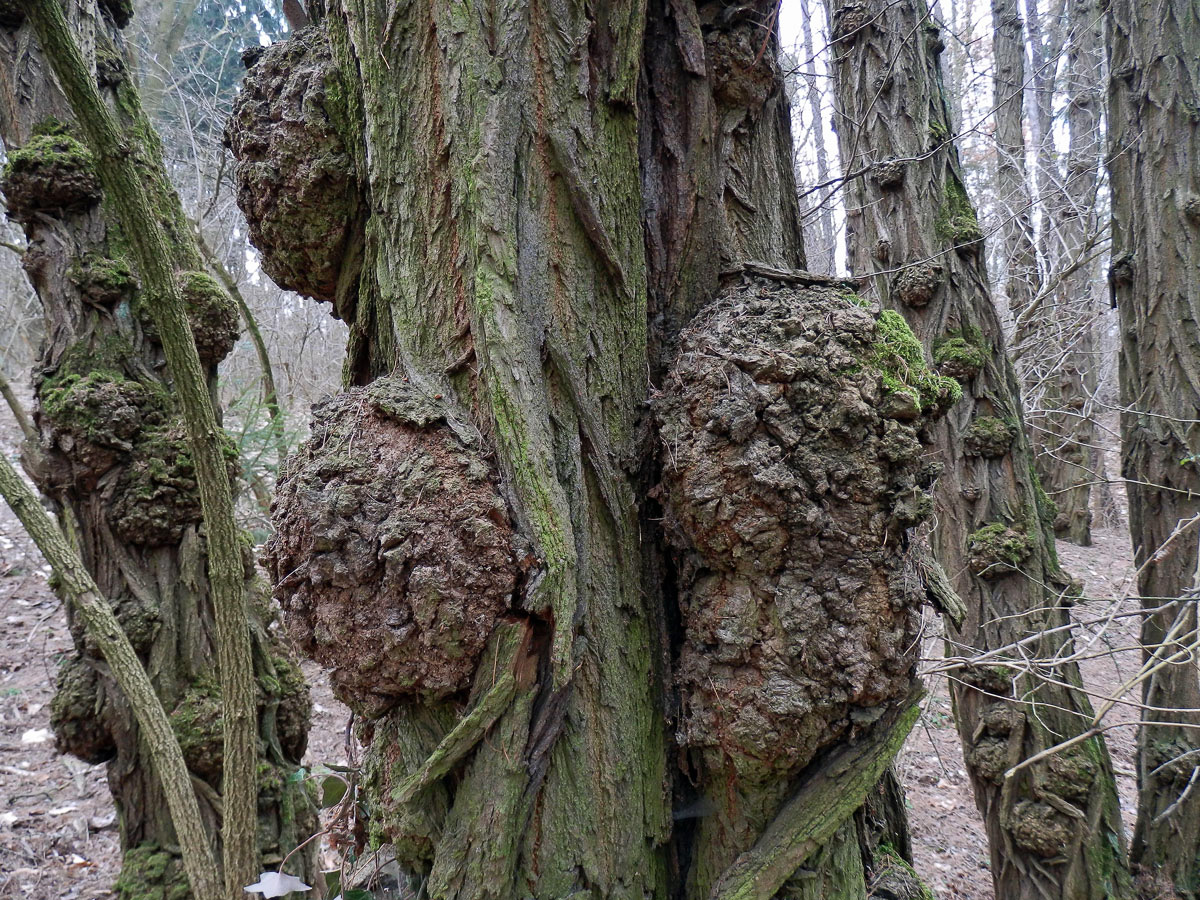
[231,3,955,897]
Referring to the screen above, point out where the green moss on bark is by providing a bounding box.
[935,178,984,248]
[967,522,1035,577]
[1,131,101,219]
[114,843,189,900]
[868,309,963,416]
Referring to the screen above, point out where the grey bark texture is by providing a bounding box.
[226,1,960,897]
[1107,0,1200,895]
[823,1,1130,898]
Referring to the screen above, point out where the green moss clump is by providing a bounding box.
[69,251,137,306]
[1009,800,1072,858]
[0,132,101,220]
[114,843,189,900]
[933,326,987,380]
[138,271,241,365]
[868,310,962,416]
[963,416,1016,459]
[178,271,240,364]
[967,522,1035,577]
[935,178,984,249]
[110,422,237,546]
[40,373,160,448]
[169,679,223,781]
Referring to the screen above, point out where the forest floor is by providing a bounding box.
[0,447,1142,900]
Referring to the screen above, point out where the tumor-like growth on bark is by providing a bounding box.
[225,25,361,311]
[0,131,100,222]
[656,277,950,783]
[36,367,166,490]
[263,377,520,715]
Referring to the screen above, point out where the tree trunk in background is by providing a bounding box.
[797,0,837,274]
[228,1,959,897]
[825,1,1130,898]
[0,4,313,896]
[1015,0,1103,547]
[992,0,1038,326]
[1108,1,1200,895]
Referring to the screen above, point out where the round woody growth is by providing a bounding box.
[656,277,952,784]
[37,373,165,489]
[262,377,520,715]
[50,656,115,765]
[0,131,101,222]
[225,26,361,309]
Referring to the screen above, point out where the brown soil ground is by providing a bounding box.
[0,442,1142,900]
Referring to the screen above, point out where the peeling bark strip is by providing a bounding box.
[823,1,1131,898]
[228,0,950,896]
[1107,0,1200,893]
[0,3,315,897]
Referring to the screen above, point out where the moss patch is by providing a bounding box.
[1,132,101,221]
[967,522,1034,577]
[933,326,987,380]
[69,251,137,306]
[935,178,984,250]
[114,843,189,900]
[868,309,963,417]
[169,679,223,781]
[963,416,1016,459]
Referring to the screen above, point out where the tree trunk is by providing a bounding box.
[796,0,837,275]
[1014,0,1103,547]
[229,1,959,897]
[824,1,1131,898]
[1107,1,1200,895]
[0,3,314,896]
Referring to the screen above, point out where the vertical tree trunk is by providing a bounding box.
[0,3,314,896]
[231,1,955,897]
[797,0,838,275]
[1014,0,1103,547]
[824,1,1131,898]
[1107,1,1200,894]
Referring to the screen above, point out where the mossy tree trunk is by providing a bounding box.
[1107,1,1200,895]
[0,3,314,896]
[824,1,1131,898]
[227,1,959,897]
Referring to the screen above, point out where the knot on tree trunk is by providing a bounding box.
[655,278,954,784]
[225,24,362,314]
[262,376,523,717]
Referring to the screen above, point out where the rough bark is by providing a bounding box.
[1107,1,1200,894]
[230,1,951,897]
[991,0,1039,329]
[824,1,1131,898]
[0,452,221,900]
[0,3,314,896]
